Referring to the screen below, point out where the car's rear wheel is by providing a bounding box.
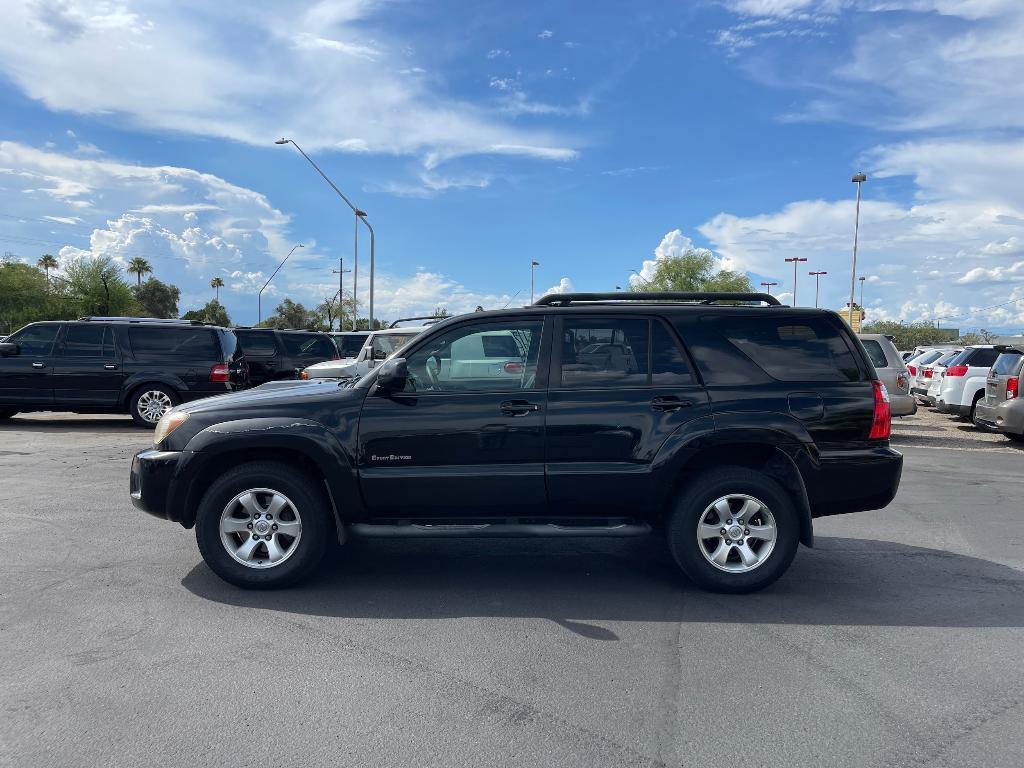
[667,467,799,593]
[967,392,983,423]
[195,461,332,589]
[129,384,178,428]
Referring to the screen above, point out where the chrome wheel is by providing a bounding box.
[219,488,302,569]
[137,390,172,424]
[696,493,777,573]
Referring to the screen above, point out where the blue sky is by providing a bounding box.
[2,0,1024,332]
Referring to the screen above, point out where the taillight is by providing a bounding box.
[504,361,525,374]
[923,368,933,378]
[869,380,891,440]
[945,365,968,377]
[907,365,916,376]
[210,363,230,382]
[1008,377,1019,400]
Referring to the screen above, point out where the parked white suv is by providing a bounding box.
[934,345,1001,421]
[303,326,431,380]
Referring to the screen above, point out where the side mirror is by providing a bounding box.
[0,342,18,357]
[375,357,408,393]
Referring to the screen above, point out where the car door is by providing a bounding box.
[0,322,60,405]
[545,315,711,516]
[53,323,123,405]
[235,331,281,385]
[357,317,548,517]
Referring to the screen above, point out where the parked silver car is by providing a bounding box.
[974,345,1024,442]
[859,333,916,416]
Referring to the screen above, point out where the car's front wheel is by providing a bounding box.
[667,467,799,593]
[195,461,332,588]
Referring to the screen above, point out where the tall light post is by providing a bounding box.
[784,257,808,305]
[332,258,352,330]
[258,244,303,325]
[858,275,866,309]
[530,260,540,303]
[809,271,828,308]
[760,281,778,296]
[275,138,375,330]
[849,171,867,326]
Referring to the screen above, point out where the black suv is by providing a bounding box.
[130,293,902,593]
[234,329,339,386]
[0,318,246,427]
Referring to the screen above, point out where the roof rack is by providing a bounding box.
[78,316,207,325]
[390,315,448,328]
[532,291,782,307]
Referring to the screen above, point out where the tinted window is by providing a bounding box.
[913,350,943,366]
[281,333,335,359]
[861,339,889,369]
[404,321,542,393]
[560,318,649,388]
[236,332,278,357]
[965,348,999,368]
[63,324,113,357]
[128,327,219,359]
[333,334,368,357]
[9,324,59,356]
[934,350,961,367]
[371,333,418,360]
[652,321,692,385]
[993,352,1023,375]
[718,316,862,382]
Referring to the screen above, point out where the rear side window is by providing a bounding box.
[281,334,336,359]
[128,327,219,359]
[861,340,889,369]
[236,332,278,357]
[913,350,943,366]
[651,321,692,385]
[965,348,999,368]
[716,316,862,382]
[63,324,114,357]
[992,352,1023,375]
[560,318,649,388]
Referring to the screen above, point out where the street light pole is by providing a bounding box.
[332,257,352,330]
[531,260,540,304]
[784,257,808,305]
[760,281,778,296]
[858,275,866,309]
[849,171,867,326]
[276,138,375,331]
[258,244,304,325]
[809,271,828,308]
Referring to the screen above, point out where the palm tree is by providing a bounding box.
[210,276,225,301]
[127,257,152,287]
[37,254,58,282]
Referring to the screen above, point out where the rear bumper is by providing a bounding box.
[974,400,1024,435]
[806,446,903,518]
[129,449,181,520]
[890,393,917,417]
[943,402,971,417]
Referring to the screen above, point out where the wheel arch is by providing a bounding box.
[120,373,188,407]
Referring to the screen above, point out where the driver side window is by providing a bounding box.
[403,320,543,393]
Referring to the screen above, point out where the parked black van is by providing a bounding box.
[0,318,246,427]
[234,329,339,386]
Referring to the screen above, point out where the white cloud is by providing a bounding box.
[538,30,553,39]
[0,1,576,167]
[630,229,721,286]
[544,277,574,296]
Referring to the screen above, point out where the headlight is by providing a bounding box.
[154,410,189,445]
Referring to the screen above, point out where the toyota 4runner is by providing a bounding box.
[130,292,903,593]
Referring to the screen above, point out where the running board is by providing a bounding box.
[349,521,652,538]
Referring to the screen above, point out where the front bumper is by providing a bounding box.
[974,400,1024,435]
[130,449,182,520]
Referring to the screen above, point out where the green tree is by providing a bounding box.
[133,277,181,318]
[126,257,152,287]
[861,320,957,350]
[210,276,225,301]
[433,305,452,318]
[631,248,753,293]
[315,296,341,331]
[182,299,230,327]
[37,254,58,282]
[59,256,138,317]
[261,298,315,330]
[0,259,50,333]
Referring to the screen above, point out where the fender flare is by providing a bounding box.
[119,372,190,406]
[170,417,360,531]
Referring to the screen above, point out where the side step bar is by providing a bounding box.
[349,521,652,539]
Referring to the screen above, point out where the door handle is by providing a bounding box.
[500,400,541,417]
[31,361,45,369]
[104,363,118,370]
[651,395,691,412]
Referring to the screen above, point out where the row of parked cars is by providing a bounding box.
[860,333,1024,442]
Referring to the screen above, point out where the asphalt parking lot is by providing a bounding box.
[2,411,1022,768]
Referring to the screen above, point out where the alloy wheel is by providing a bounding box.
[696,493,777,573]
[219,488,303,569]
[137,390,173,424]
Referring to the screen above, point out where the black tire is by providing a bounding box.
[128,384,179,428]
[667,466,799,594]
[1004,432,1024,443]
[0,409,16,420]
[967,393,983,423]
[195,461,332,589]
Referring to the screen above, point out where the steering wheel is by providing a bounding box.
[425,355,442,390]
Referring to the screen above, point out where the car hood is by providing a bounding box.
[176,379,356,415]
